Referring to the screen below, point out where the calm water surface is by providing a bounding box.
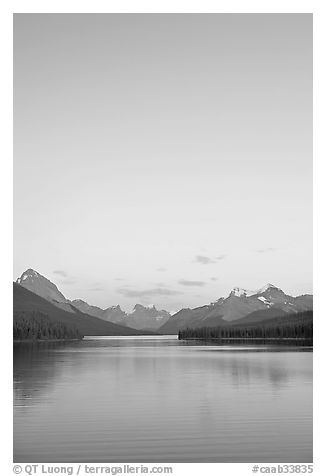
[13,336,312,462]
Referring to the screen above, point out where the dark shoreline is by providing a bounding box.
[179,337,312,341]
[13,338,83,343]
[179,337,313,346]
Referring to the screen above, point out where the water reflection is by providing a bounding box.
[14,337,312,463]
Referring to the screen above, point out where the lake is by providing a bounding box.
[13,336,313,462]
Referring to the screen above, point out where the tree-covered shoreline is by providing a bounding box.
[14,310,84,341]
[178,310,313,344]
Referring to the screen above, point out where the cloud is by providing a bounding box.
[194,254,226,264]
[117,287,183,298]
[178,279,206,287]
[195,255,215,264]
[53,270,68,277]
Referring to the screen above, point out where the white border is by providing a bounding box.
[2,2,324,474]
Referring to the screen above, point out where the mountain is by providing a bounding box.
[71,299,106,318]
[72,300,169,330]
[16,269,76,314]
[13,283,147,336]
[16,269,170,331]
[124,304,170,330]
[229,307,287,325]
[101,305,128,324]
[70,299,129,325]
[159,284,313,334]
[232,309,313,330]
[16,271,311,335]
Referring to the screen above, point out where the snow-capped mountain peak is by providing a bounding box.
[256,283,279,294]
[16,268,76,314]
[257,296,272,306]
[160,283,313,333]
[229,284,280,298]
[229,287,256,298]
[16,268,41,284]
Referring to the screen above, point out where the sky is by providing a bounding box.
[14,13,312,312]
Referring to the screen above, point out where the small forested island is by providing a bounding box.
[178,311,313,344]
[14,311,84,341]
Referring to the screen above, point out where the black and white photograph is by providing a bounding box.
[11,9,315,471]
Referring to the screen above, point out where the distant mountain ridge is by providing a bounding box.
[16,269,170,330]
[15,271,312,335]
[68,301,170,330]
[13,283,146,337]
[159,284,313,334]
[124,304,171,330]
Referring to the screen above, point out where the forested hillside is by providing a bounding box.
[178,311,313,342]
[13,282,148,337]
[14,310,83,340]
